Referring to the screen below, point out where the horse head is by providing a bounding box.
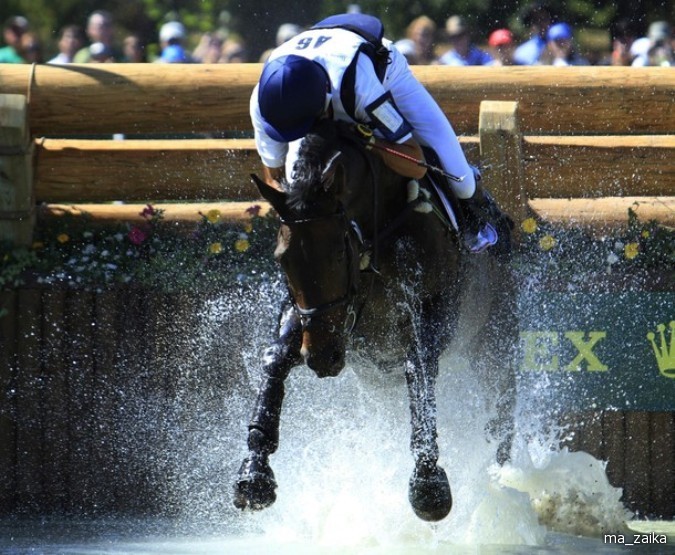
[252,125,362,377]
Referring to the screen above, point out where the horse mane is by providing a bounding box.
[286,120,343,212]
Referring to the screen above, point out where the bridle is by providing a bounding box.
[280,132,438,335]
[280,209,361,333]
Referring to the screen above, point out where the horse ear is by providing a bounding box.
[251,174,288,217]
[321,150,343,192]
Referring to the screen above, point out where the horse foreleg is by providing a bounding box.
[404,348,452,522]
[234,304,302,511]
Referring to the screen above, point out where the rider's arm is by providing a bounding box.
[262,165,285,189]
[352,54,426,180]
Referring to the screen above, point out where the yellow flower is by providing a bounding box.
[234,238,250,252]
[57,233,70,244]
[32,241,44,250]
[205,209,222,224]
[539,234,556,251]
[521,218,538,234]
[243,222,253,234]
[641,230,650,239]
[624,242,639,260]
[209,242,223,254]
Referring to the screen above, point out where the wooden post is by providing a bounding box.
[0,94,34,246]
[479,100,528,230]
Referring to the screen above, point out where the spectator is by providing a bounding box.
[220,37,247,63]
[193,33,224,63]
[0,16,29,63]
[393,38,418,64]
[540,22,589,66]
[259,23,303,63]
[157,21,191,63]
[600,18,641,66]
[48,24,85,64]
[633,21,673,66]
[74,10,121,62]
[487,28,516,66]
[514,2,553,65]
[404,15,437,65]
[89,42,115,63]
[123,34,146,62]
[19,31,43,64]
[438,15,493,66]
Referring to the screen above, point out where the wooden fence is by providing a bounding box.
[0,64,674,518]
[1,64,673,244]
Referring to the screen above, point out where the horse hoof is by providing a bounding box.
[233,453,277,511]
[408,463,452,522]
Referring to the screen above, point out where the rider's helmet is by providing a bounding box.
[258,54,330,142]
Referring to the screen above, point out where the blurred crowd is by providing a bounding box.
[0,3,673,68]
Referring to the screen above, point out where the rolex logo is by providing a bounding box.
[647,321,675,378]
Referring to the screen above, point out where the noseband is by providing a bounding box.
[281,210,360,332]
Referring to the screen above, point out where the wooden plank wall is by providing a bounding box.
[0,287,673,518]
[0,288,184,515]
[562,411,675,518]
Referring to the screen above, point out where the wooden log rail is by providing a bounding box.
[0,65,673,237]
[1,64,673,136]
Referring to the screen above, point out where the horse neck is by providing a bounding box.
[342,147,408,237]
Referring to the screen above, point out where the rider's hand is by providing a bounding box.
[354,123,376,150]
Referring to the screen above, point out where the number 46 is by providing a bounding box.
[296,36,332,50]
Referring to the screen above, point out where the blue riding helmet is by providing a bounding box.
[258,54,330,142]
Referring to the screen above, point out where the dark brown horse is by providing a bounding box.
[234,120,517,521]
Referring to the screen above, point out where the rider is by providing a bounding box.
[250,12,502,253]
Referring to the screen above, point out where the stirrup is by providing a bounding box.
[463,222,498,253]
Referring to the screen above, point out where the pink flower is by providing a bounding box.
[128,226,148,245]
[245,204,262,217]
[140,204,156,219]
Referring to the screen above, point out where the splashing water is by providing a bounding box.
[154,280,633,551]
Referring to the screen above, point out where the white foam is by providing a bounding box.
[174,286,632,550]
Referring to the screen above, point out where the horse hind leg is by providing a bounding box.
[404,351,453,522]
[234,305,302,511]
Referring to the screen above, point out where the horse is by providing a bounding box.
[234,119,517,522]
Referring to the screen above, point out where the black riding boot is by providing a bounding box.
[458,183,499,253]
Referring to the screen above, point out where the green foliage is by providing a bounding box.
[1,204,280,294]
[514,208,674,288]
[0,242,39,289]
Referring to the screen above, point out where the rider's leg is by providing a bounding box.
[386,48,502,252]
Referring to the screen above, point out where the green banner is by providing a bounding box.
[517,292,675,411]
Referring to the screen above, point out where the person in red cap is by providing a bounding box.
[487,29,516,66]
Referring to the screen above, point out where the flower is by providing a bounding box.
[141,204,156,219]
[521,218,538,234]
[128,226,148,246]
[624,242,639,260]
[244,222,253,234]
[641,230,650,239]
[57,233,70,244]
[209,242,223,254]
[538,234,556,251]
[205,209,222,224]
[246,204,262,217]
[234,238,250,252]
[607,252,619,265]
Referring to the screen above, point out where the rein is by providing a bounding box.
[281,210,359,331]
[285,131,447,334]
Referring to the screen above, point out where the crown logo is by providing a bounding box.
[647,321,675,378]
